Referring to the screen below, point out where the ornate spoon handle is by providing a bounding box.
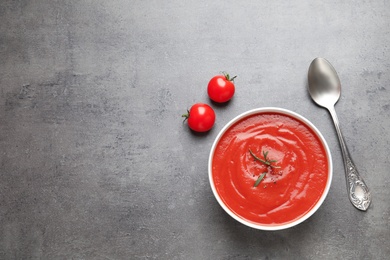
[328,106,371,211]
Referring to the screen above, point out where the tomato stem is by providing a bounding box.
[222,71,237,82]
[182,110,190,122]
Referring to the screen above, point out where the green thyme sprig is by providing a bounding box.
[249,149,281,169]
[254,172,267,187]
[249,149,281,187]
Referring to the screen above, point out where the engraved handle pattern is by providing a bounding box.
[328,106,371,211]
[346,158,371,211]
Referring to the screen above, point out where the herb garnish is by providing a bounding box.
[249,149,281,169]
[249,149,281,187]
[254,172,267,187]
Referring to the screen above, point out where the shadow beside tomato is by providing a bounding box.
[209,98,233,108]
[189,127,214,137]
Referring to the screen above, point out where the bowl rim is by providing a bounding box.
[208,107,333,231]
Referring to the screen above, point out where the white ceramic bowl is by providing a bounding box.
[208,107,332,230]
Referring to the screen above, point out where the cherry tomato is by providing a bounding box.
[182,103,216,132]
[207,72,237,103]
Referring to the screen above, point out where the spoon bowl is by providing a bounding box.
[308,57,371,211]
[308,58,341,108]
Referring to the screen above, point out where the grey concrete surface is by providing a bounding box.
[1,0,389,259]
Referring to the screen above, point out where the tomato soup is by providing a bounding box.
[210,109,331,228]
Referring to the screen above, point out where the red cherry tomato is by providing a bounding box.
[207,72,236,103]
[182,103,216,132]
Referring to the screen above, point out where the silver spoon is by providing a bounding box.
[308,57,371,211]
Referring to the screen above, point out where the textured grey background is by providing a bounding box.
[1,0,389,259]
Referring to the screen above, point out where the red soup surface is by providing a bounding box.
[211,112,329,226]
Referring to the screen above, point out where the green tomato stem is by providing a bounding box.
[222,72,237,82]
